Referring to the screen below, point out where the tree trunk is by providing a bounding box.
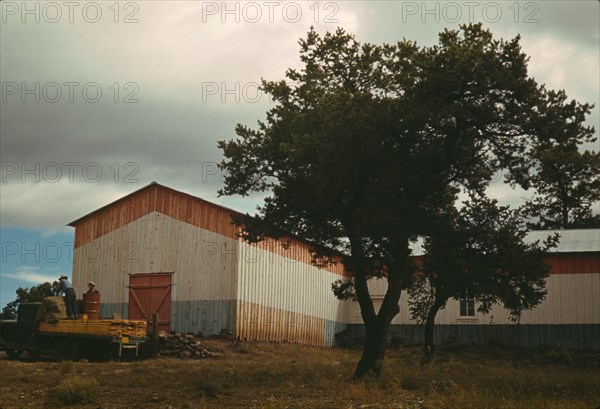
[351,238,408,379]
[353,320,390,379]
[340,226,410,379]
[422,301,443,364]
[562,204,569,228]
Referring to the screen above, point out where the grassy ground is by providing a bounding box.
[0,340,598,408]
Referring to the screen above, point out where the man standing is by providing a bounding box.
[57,274,78,319]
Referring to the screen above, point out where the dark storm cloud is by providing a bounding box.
[0,1,597,228]
[0,86,273,227]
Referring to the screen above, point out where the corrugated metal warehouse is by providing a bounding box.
[69,182,349,347]
[347,230,600,350]
[69,182,600,350]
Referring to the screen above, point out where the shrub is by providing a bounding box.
[390,335,406,348]
[59,361,74,374]
[545,349,575,365]
[53,377,99,405]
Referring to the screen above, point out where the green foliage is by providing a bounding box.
[516,88,599,229]
[408,195,559,358]
[217,24,594,376]
[331,278,356,301]
[0,282,57,319]
[219,24,542,271]
[409,195,559,325]
[525,142,599,229]
[53,377,99,405]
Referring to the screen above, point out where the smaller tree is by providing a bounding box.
[0,282,57,319]
[408,195,558,362]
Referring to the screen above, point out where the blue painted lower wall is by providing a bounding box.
[324,320,348,347]
[347,324,600,351]
[95,303,598,350]
[98,300,236,336]
[99,302,128,321]
[171,300,236,336]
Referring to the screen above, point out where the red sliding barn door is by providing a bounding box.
[128,272,173,332]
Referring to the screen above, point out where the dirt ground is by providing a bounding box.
[1,340,599,408]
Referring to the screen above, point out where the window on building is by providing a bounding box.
[459,297,475,317]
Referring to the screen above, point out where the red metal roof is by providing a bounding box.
[67,181,348,276]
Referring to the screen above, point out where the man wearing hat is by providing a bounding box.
[57,274,78,319]
[86,281,99,295]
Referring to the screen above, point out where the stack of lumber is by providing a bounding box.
[38,319,147,338]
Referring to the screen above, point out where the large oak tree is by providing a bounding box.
[217,24,583,378]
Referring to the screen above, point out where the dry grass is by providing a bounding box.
[51,377,99,405]
[0,340,598,408]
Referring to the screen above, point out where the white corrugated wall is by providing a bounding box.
[236,239,348,346]
[347,272,600,325]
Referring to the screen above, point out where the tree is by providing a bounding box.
[0,282,56,319]
[520,88,599,228]
[218,24,575,378]
[408,196,558,362]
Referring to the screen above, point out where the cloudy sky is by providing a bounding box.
[1,1,598,307]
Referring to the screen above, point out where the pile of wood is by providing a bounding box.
[110,320,147,338]
[159,332,224,359]
[38,319,147,338]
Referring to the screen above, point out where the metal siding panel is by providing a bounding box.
[348,273,600,327]
[547,253,600,275]
[526,229,600,253]
[236,242,346,346]
[170,300,236,335]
